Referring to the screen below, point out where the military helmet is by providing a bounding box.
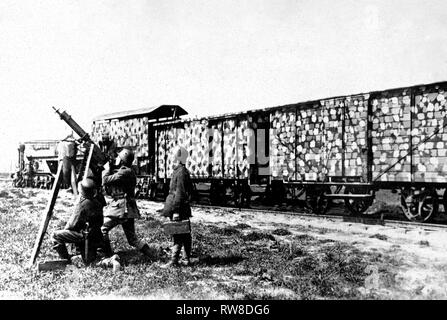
[117,148,134,166]
[78,178,97,198]
[80,177,96,189]
[173,146,188,164]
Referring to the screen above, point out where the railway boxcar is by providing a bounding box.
[91,81,447,222]
[92,105,188,173]
[91,105,188,197]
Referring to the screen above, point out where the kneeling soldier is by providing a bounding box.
[52,178,104,263]
[101,148,153,258]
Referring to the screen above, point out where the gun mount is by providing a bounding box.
[28,107,109,267]
[52,107,108,167]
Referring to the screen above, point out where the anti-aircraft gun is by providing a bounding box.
[28,107,108,267]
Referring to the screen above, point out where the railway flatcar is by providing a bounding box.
[13,140,60,188]
[91,81,447,223]
[13,139,86,189]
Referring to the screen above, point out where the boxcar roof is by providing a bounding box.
[151,80,447,128]
[96,80,447,126]
[92,105,188,122]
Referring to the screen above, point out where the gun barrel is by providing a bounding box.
[52,106,108,166]
[52,107,89,140]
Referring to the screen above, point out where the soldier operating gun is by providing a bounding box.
[29,107,109,267]
[52,107,108,172]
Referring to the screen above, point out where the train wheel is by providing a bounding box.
[240,183,252,208]
[305,190,318,213]
[344,186,374,216]
[400,188,438,222]
[191,182,198,202]
[317,188,331,214]
[287,185,305,205]
[210,181,226,205]
[230,184,241,207]
[420,191,438,222]
[305,187,331,214]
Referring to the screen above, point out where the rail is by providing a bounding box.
[190,203,447,231]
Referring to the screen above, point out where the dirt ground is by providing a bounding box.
[1,181,447,300]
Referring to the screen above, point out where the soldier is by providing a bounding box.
[20,160,35,188]
[162,146,194,268]
[12,170,24,188]
[101,148,153,258]
[98,131,118,162]
[52,178,104,264]
[57,136,78,190]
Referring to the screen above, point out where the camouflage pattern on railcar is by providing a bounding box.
[270,94,369,181]
[154,115,252,180]
[155,120,210,179]
[371,89,412,182]
[90,81,447,186]
[371,83,447,183]
[91,117,150,160]
[412,84,447,183]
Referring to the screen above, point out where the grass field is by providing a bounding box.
[1,182,446,299]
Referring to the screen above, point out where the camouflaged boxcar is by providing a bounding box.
[91,81,447,222]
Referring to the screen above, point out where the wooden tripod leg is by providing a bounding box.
[70,164,78,196]
[82,143,95,181]
[28,162,64,267]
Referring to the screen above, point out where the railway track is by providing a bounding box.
[8,181,447,231]
[190,203,447,232]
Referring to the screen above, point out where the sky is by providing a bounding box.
[1,0,447,172]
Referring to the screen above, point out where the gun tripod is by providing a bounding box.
[28,142,96,268]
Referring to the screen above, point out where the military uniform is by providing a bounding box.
[98,139,117,162]
[52,195,104,263]
[167,163,193,265]
[57,140,78,188]
[101,164,148,256]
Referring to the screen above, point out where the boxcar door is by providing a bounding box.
[249,112,270,184]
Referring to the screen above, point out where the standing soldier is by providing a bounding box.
[52,178,104,263]
[162,146,194,268]
[22,160,35,188]
[12,170,24,188]
[101,148,153,258]
[98,131,118,163]
[57,135,78,192]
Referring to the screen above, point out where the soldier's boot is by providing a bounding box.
[102,235,114,258]
[82,245,98,265]
[141,244,159,260]
[53,243,70,260]
[161,244,181,268]
[180,237,192,267]
[74,243,83,256]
